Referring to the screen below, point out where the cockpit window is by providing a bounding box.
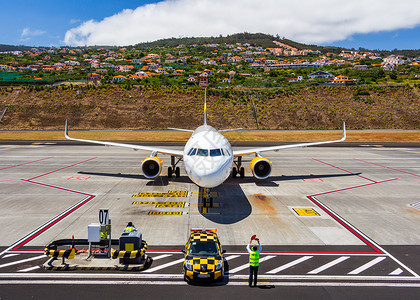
[224,148,231,156]
[210,149,222,157]
[188,148,197,156]
[197,148,208,156]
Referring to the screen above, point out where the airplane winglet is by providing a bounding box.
[342,122,346,141]
[64,119,69,139]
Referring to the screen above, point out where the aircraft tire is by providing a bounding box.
[232,167,237,178]
[168,167,173,177]
[175,167,180,177]
[240,167,245,178]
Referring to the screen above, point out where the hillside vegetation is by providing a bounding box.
[0,85,419,130]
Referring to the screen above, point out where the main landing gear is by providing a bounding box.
[232,156,245,178]
[168,156,181,178]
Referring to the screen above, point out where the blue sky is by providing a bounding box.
[1,0,420,51]
[1,0,158,46]
[321,28,420,51]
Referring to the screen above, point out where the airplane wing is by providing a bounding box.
[65,121,184,157]
[232,123,346,157]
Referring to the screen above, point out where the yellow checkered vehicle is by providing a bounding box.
[182,228,225,282]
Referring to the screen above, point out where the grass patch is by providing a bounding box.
[0,130,419,143]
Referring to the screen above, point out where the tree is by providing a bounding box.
[389,71,398,80]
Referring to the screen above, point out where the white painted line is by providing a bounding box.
[0,255,45,269]
[266,256,313,274]
[143,251,386,257]
[0,194,93,257]
[150,254,172,261]
[310,196,420,278]
[147,251,183,254]
[1,280,420,287]
[307,256,350,274]
[1,254,19,259]
[224,255,240,261]
[143,258,184,273]
[17,266,40,272]
[0,273,413,280]
[1,273,419,282]
[228,255,276,274]
[389,268,404,276]
[348,257,386,275]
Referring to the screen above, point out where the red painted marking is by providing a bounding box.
[309,178,398,198]
[67,176,91,180]
[354,159,420,178]
[8,157,98,252]
[312,158,377,183]
[302,178,324,182]
[12,180,95,251]
[28,157,97,180]
[0,157,53,171]
[21,179,93,196]
[11,195,95,251]
[307,195,382,254]
[0,179,21,183]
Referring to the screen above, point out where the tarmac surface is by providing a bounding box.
[0,141,420,298]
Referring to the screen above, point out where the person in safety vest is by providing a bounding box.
[247,236,262,287]
[100,229,108,253]
[124,222,137,233]
[100,231,108,239]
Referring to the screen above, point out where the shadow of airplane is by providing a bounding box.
[77,171,191,186]
[195,185,252,225]
[78,170,360,184]
[77,170,361,224]
[226,172,361,187]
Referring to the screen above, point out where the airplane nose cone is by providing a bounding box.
[185,158,231,188]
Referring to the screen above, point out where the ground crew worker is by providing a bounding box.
[100,229,108,253]
[247,237,262,287]
[100,230,108,239]
[124,222,137,233]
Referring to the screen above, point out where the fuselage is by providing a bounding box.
[183,125,233,188]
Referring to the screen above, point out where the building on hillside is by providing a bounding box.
[308,70,334,79]
[112,75,127,82]
[199,73,209,87]
[329,75,355,86]
[354,65,368,70]
[87,73,101,81]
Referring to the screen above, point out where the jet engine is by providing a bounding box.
[250,157,272,180]
[141,156,163,179]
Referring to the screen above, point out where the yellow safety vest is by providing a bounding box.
[124,226,135,233]
[249,251,260,267]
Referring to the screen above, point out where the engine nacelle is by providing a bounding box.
[141,156,163,179]
[250,157,272,180]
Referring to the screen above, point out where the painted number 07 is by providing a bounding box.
[99,209,109,225]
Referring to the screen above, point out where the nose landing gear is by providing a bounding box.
[202,187,213,208]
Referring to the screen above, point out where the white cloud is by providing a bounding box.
[70,19,81,25]
[21,27,46,38]
[64,0,420,46]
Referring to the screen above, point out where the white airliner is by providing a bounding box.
[65,92,345,201]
